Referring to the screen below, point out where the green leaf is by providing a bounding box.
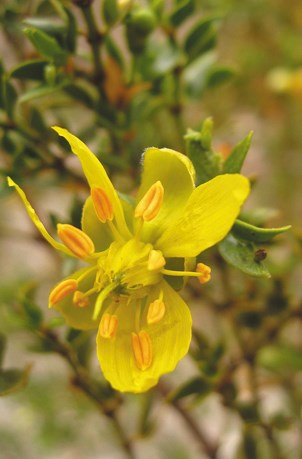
[218,234,271,278]
[102,0,119,26]
[242,431,258,459]
[170,0,195,27]
[184,52,217,98]
[24,27,68,64]
[0,76,17,118]
[18,82,67,103]
[22,298,43,329]
[205,66,235,88]
[232,219,291,243]
[0,365,31,396]
[10,59,48,81]
[257,345,302,373]
[223,131,253,173]
[184,16,219,61]
[64,7,77,53]
[104,36,125,68]
[0,333,6,368]
[22,17,67,36]
[64,83,95,108]
[185,118,222,185]
[167,376,211,402]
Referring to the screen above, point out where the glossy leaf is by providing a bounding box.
[223,131,253,173]
[206,66,235,88]
[24,28,68,64]
[9,59,48,81]
[22,17,66,36]
[184,17,219,61]
[19,82,67,103]
[167,376,211,402]
[233,219,291,243]
[170,0,195,27]
[218,234,271,278]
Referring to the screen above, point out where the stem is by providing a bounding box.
[157,381,218,459]
[38,327,136,459]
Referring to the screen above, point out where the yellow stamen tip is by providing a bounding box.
[134,181,164,222]
[99,313,118,339]
[49,279,78,307]
[196,263,211,284]
[131,331,153,371]
[147,250,166,271]
[73,290,90,308]
[91,187,114,223]
[147,299,165,324]
[57,224,95,258]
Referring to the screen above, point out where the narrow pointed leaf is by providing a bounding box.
[0,365,31,396]
[233,219,291,243]
[223,132,253,173]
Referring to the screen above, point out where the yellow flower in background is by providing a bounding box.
[8,127,250,393]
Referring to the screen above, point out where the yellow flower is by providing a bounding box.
[8,127,250,393]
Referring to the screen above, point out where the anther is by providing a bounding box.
[73,291,90,308]
[134,181,164,221]
[132,331,153,371]
[91,187,114,223]
[148,250,166,271]
[99,313,118,338]
[49,279,78,306]
[196,263,211,284]
[147,299,165,324]
[57,224,95,258]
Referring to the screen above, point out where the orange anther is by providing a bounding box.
[135,181,164,221]
[99,313,118,338]
[49,279,78,306]
[131,331,153,371]
[147,299,165,325]
[196,263,211,284]
[91,187,114,223]
[57,224,95,258]
[147,250,166,271]
[73,291,90,308]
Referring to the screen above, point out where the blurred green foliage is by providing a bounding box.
[0,1,301,459]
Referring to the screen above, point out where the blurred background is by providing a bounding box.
[0,1,302,458]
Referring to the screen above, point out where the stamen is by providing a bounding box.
[134,181,164,221]
[73,290,90,308]
[99,313,118,338]
[147,298,165,324]
[49,279,78,306]
[148,250,166,271]
[57,224,95,258]
[91,187,113,223]
[196,263,211,284]
[131,331,153,371]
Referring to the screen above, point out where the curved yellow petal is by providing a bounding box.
[50,266,99,330]
[136,147,195,243]
[155,174,250,257]
[7,177,73,257]
[96,281,192,393]
[52,127,131,240]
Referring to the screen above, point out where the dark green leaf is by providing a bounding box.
[257,345,302,373]
[185,118,222,185]
[19,82,67,103]
[223,131,253,173]
[22,298,43,328]
[184,17,219,61]
[102,0,119,26]
[22,17,67,36]
[64,7,77,53]
[64,83,95,108]
[0,333,6,368]
[232,219,291,243]
[29,107,48,133]
[242,431,258,459]
[170,0,195,27]
[184,52,216,98]
[0,366,31,396]
[9,59,48,81]
[24,27,68,64]
[218,234,271,278]
[167,376,211,402]
[205,66,235,88]
[0,76,17,118]
[104,36,125,68]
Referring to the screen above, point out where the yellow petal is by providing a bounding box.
[7,177,73,256]
[155,174,250,257]
[52,127,131,240]
[96,281,192,393]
